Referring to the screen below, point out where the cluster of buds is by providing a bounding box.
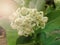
[9,7,48,37]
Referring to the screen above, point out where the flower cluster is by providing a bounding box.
[9,7,48,37]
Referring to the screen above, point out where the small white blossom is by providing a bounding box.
[9,7,48,37]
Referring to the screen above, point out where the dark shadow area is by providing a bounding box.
[0,26,6,38]
[45,0,56,9]
[16,34,34,45]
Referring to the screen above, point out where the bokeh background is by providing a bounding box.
[0,0,60,45]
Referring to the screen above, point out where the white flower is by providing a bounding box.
[20,7,29,16]
[9,7,48,37]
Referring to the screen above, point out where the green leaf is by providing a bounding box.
[40,9,60,45]
[16,35,34,45]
